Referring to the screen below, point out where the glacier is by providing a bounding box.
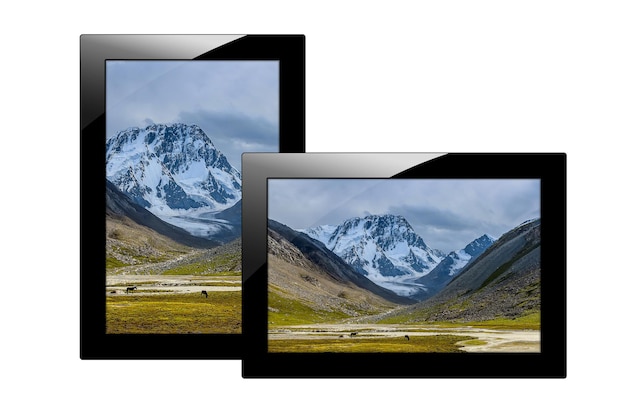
[106,123,242,241]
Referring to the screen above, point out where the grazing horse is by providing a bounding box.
[405,335,410,341]
[201,290,208,298]
[126,286,137,294]
[350,332,358,337]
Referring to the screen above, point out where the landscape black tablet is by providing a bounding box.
[241,153,565,377]
[80,34,305,359]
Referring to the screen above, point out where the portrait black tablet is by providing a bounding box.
[80,34,305,359]
[241,153,565,377]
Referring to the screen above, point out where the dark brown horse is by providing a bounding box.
[126,286,137,293]
[201,290,208,298]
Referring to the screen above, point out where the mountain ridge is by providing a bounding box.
[385,218,541,323]
[408,233,496,300]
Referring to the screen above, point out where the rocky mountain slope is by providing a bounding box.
[106,179,242,274]
[381,219,541,323]
[268,220,413,320]
[106,179,217,249]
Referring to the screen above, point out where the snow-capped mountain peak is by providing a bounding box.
[299,215,499,299]
[462,234,496,258]
[445,234,497,276]
[300,214,444,293]
[106,123,242,214]
[106,123,242,241]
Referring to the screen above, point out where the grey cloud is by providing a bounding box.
[105,60,279,171]
[178,110,278,146]
[268,178,540,254]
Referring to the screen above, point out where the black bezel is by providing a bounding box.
[241,153,566,378]
[80,34,305,359]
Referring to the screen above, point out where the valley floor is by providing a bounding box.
[106,274,241,295]
[268,323,540,353]
[105,274,241,334]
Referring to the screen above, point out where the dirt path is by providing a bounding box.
[268,324,540,353]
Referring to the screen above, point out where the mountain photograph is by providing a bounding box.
[104,60,279,334]
[267,178,542,353]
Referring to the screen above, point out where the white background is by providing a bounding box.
[2,1,624,417]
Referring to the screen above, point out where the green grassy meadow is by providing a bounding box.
[421,312,541,330]
[106,291,241,334]
[268,334,472,353]
[267,297,540,353]
[268,290,355,326]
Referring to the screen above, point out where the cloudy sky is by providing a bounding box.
[106,60,279,171]
[268,179,541,254]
